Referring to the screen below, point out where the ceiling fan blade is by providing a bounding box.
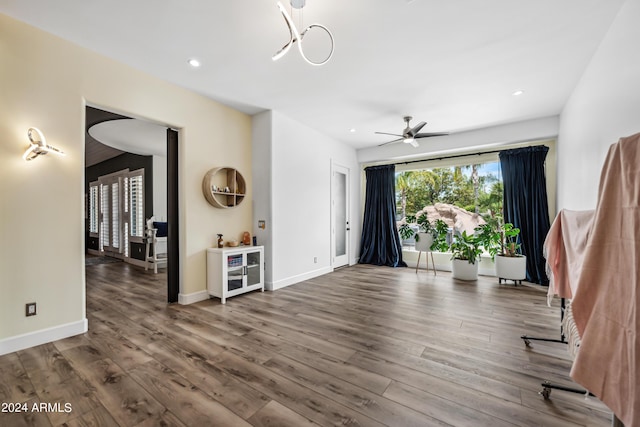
[408,121,426,137]
[375,131,404,137]
[378,138,403,147]
[414,132,449,138]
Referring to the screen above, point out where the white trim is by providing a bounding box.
[127,258,147,268]
[0,319,88,356]
[266,266,332,291]
[178,290,209,305]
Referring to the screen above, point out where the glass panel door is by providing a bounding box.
[227,254,244,291]
[246,251,261,286]
[332,164,350,268]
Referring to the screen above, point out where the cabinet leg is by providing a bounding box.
[415,251,421,273]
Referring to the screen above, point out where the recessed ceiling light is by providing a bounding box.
[349,128,356,133]
[188,58,201,68]
[512,90,524,96]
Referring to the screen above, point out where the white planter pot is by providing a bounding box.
[414,233,433,252]
[495,254,527,284]
[452,258,479,281]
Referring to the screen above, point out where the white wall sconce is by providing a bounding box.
[23,127,65,161]
[272,1,334,66]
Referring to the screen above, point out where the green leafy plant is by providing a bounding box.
[474,215,522,259]
[501,222,521,257]
[398,212,434,242]
[475,222,501,260]
[431,219,450,252]
[450,230,482,264]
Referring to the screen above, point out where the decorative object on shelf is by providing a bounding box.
[202,167,246,208]
[272,0,334,66]
[217,234,224,248]
[228,240,239,247]
[242,231,251,246]
[23,127,65,161]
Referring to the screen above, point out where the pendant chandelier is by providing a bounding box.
[272,0,334,66]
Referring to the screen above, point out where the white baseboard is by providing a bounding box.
[266,266,333,291]
[127,258,148,268]
[178,290,209,305]
[0,319,88,356]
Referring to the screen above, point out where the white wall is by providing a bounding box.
[357,116,559,165]
[557,0,640,211]
[252,111,360,290]
[0,14,252,354]
[252,111,273,282]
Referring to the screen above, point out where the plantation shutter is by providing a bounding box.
[129,170,145,240]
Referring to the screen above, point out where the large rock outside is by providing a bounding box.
[416,203,486,234]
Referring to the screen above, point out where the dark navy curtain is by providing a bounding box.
[359,165,406,267]
[499,146,551,285]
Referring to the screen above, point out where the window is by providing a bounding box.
[129,171,144,239]
[100,183,109,251]
[396,157,503,221]
[111,182,120,250]
[89,182,99,234]
[93,168,145,256]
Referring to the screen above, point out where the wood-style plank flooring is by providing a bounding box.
[0,262,614,426]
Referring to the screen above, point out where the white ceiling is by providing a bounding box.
[88,119,167,157]
[0,0,626,149]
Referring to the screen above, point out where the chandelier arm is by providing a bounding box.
[273,1,302,61]
[298,23,334,66]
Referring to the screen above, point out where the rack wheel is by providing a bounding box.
[521,337,531,347]
[539,382,551,400]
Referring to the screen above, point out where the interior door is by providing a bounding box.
[332,163,350,268]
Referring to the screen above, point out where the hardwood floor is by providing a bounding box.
[0,262,614,426]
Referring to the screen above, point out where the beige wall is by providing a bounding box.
[0,14,252,344]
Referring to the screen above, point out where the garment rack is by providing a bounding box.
[520,298,567,346]
[520,298,595,399]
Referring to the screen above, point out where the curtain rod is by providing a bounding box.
[389,142,552,166]
[390,148,504,166]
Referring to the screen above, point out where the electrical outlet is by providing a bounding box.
[26,302,37,317]
[314,257,318,263]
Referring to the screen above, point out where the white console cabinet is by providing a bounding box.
[206,246,264,303]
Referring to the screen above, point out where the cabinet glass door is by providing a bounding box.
[227,254,244,291]
[246,251,261,286]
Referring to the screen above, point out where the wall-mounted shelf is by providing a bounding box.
[202,167,246,208]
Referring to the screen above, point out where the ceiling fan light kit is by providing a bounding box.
[272,0,334,66]
[376,116,449,148]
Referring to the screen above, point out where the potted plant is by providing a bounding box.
[431,219,451,253]
[475,220,501,259]
[450,230,482,281]
[398,212,435,251]
[495,222,526,284]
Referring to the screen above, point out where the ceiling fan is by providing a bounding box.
[376,116,448,147]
